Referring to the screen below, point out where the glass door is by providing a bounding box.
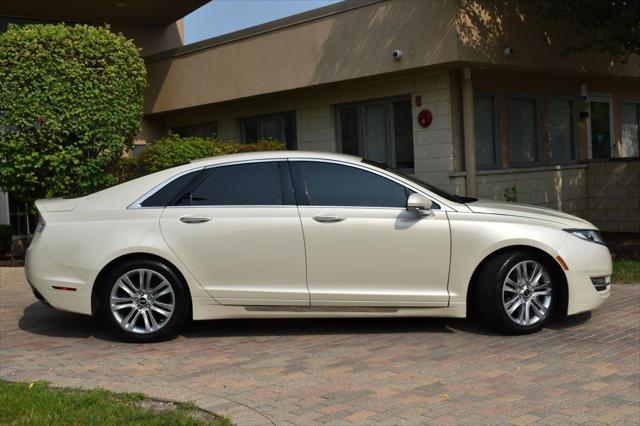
[588,95,614,159]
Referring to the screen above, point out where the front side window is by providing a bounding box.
[548,99,575,163]
[296,161,408,208]
[240,112,296,149]
[474,94,499,168]
[620,102,640,158]
[177,162,284,206]
[508,97,539,165]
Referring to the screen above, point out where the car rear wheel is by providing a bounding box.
[476,251,555,334]
[98,259,188,342]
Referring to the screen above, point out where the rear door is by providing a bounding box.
[159,160,309,306]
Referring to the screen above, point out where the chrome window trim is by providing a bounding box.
[127,166,206,209]
[128,159,289,209]
[128,156,458,211]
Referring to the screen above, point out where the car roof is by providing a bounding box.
[190,150,363,166]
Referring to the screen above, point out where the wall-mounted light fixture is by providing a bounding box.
[579,83,588,100]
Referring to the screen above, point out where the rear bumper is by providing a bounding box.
[25,235,92,315]
[557,235,612,316]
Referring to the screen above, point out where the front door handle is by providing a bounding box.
[313,214,346,223]
[180,215,212,224]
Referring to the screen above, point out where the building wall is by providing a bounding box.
[450,160,640,232]
[585,160,640,233]
[452,165,589,216]
[467,69,640,167]
[159,69,456,190]
[111,20,184,57]
[144,0,639,115]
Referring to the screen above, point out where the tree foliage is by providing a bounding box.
[136,133,285,175]
[535,0,640,61]
[0,24,146,202]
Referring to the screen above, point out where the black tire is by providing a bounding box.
[98,259,188,343]
[476,250,556,334]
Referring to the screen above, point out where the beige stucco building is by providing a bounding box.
[2,0,639,233]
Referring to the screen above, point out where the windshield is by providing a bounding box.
[362,160,477,204]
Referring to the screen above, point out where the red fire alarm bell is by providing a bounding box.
[418,109,432,127]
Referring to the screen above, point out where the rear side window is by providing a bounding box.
[176,161,284,206]
[296,161,407,207]
[140,171,201,207]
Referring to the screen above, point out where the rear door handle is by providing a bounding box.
[313,214,346,223]
[180,215,212,224]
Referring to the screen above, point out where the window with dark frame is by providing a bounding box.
[336,97,415,171]
[620,102,640,158]
[240,112,296,150]
[507,97,539,165]
[547,99,576,163]
[474,94,499,169]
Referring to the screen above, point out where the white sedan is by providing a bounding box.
[26,152,611,342]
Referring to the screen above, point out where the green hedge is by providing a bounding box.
[0,23,146,202]
[130,133,285,176]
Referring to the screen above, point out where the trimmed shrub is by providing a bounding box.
[137,133,285,174]
[0,23,146,202]
[0,225,12,257]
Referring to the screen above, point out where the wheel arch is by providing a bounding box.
[466,245,568,319]
[91,252,193,317]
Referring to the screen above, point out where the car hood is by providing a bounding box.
[466,199,594,228]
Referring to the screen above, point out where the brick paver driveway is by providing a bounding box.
[1,267,639,425]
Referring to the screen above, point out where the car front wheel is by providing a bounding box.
[477,251,555,334]
[98,259,188,342]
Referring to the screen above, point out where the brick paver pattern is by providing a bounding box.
[1,268,639,425]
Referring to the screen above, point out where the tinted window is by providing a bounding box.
[298,162,407,207]
[177,162,283,206]
[141,171,202,207]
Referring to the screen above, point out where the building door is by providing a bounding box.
[588,95,615,159]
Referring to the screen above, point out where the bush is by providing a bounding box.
[0,23,146,202]
[137,133,285,174]
[0,225,12,257]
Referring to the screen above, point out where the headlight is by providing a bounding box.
[565,229,605,245]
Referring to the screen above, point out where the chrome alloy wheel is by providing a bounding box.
[502,260,552,326]
[109,268,175,334]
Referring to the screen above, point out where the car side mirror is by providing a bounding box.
[406,193,432,214]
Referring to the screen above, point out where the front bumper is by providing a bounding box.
[557,234,612,316]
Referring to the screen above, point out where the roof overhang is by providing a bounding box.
[1,0,210,26]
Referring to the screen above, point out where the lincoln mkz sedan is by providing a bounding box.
[25,152,611,342]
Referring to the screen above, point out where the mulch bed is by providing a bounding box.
[603,233,640,260]
[0,258,24,267]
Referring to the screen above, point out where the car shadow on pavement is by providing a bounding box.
[18,302,114,340]
[18,300,592,342]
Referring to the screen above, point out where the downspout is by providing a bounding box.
[462,67,477,196]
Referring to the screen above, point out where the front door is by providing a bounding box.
[291,160,451,307]
[160,161,308,306]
